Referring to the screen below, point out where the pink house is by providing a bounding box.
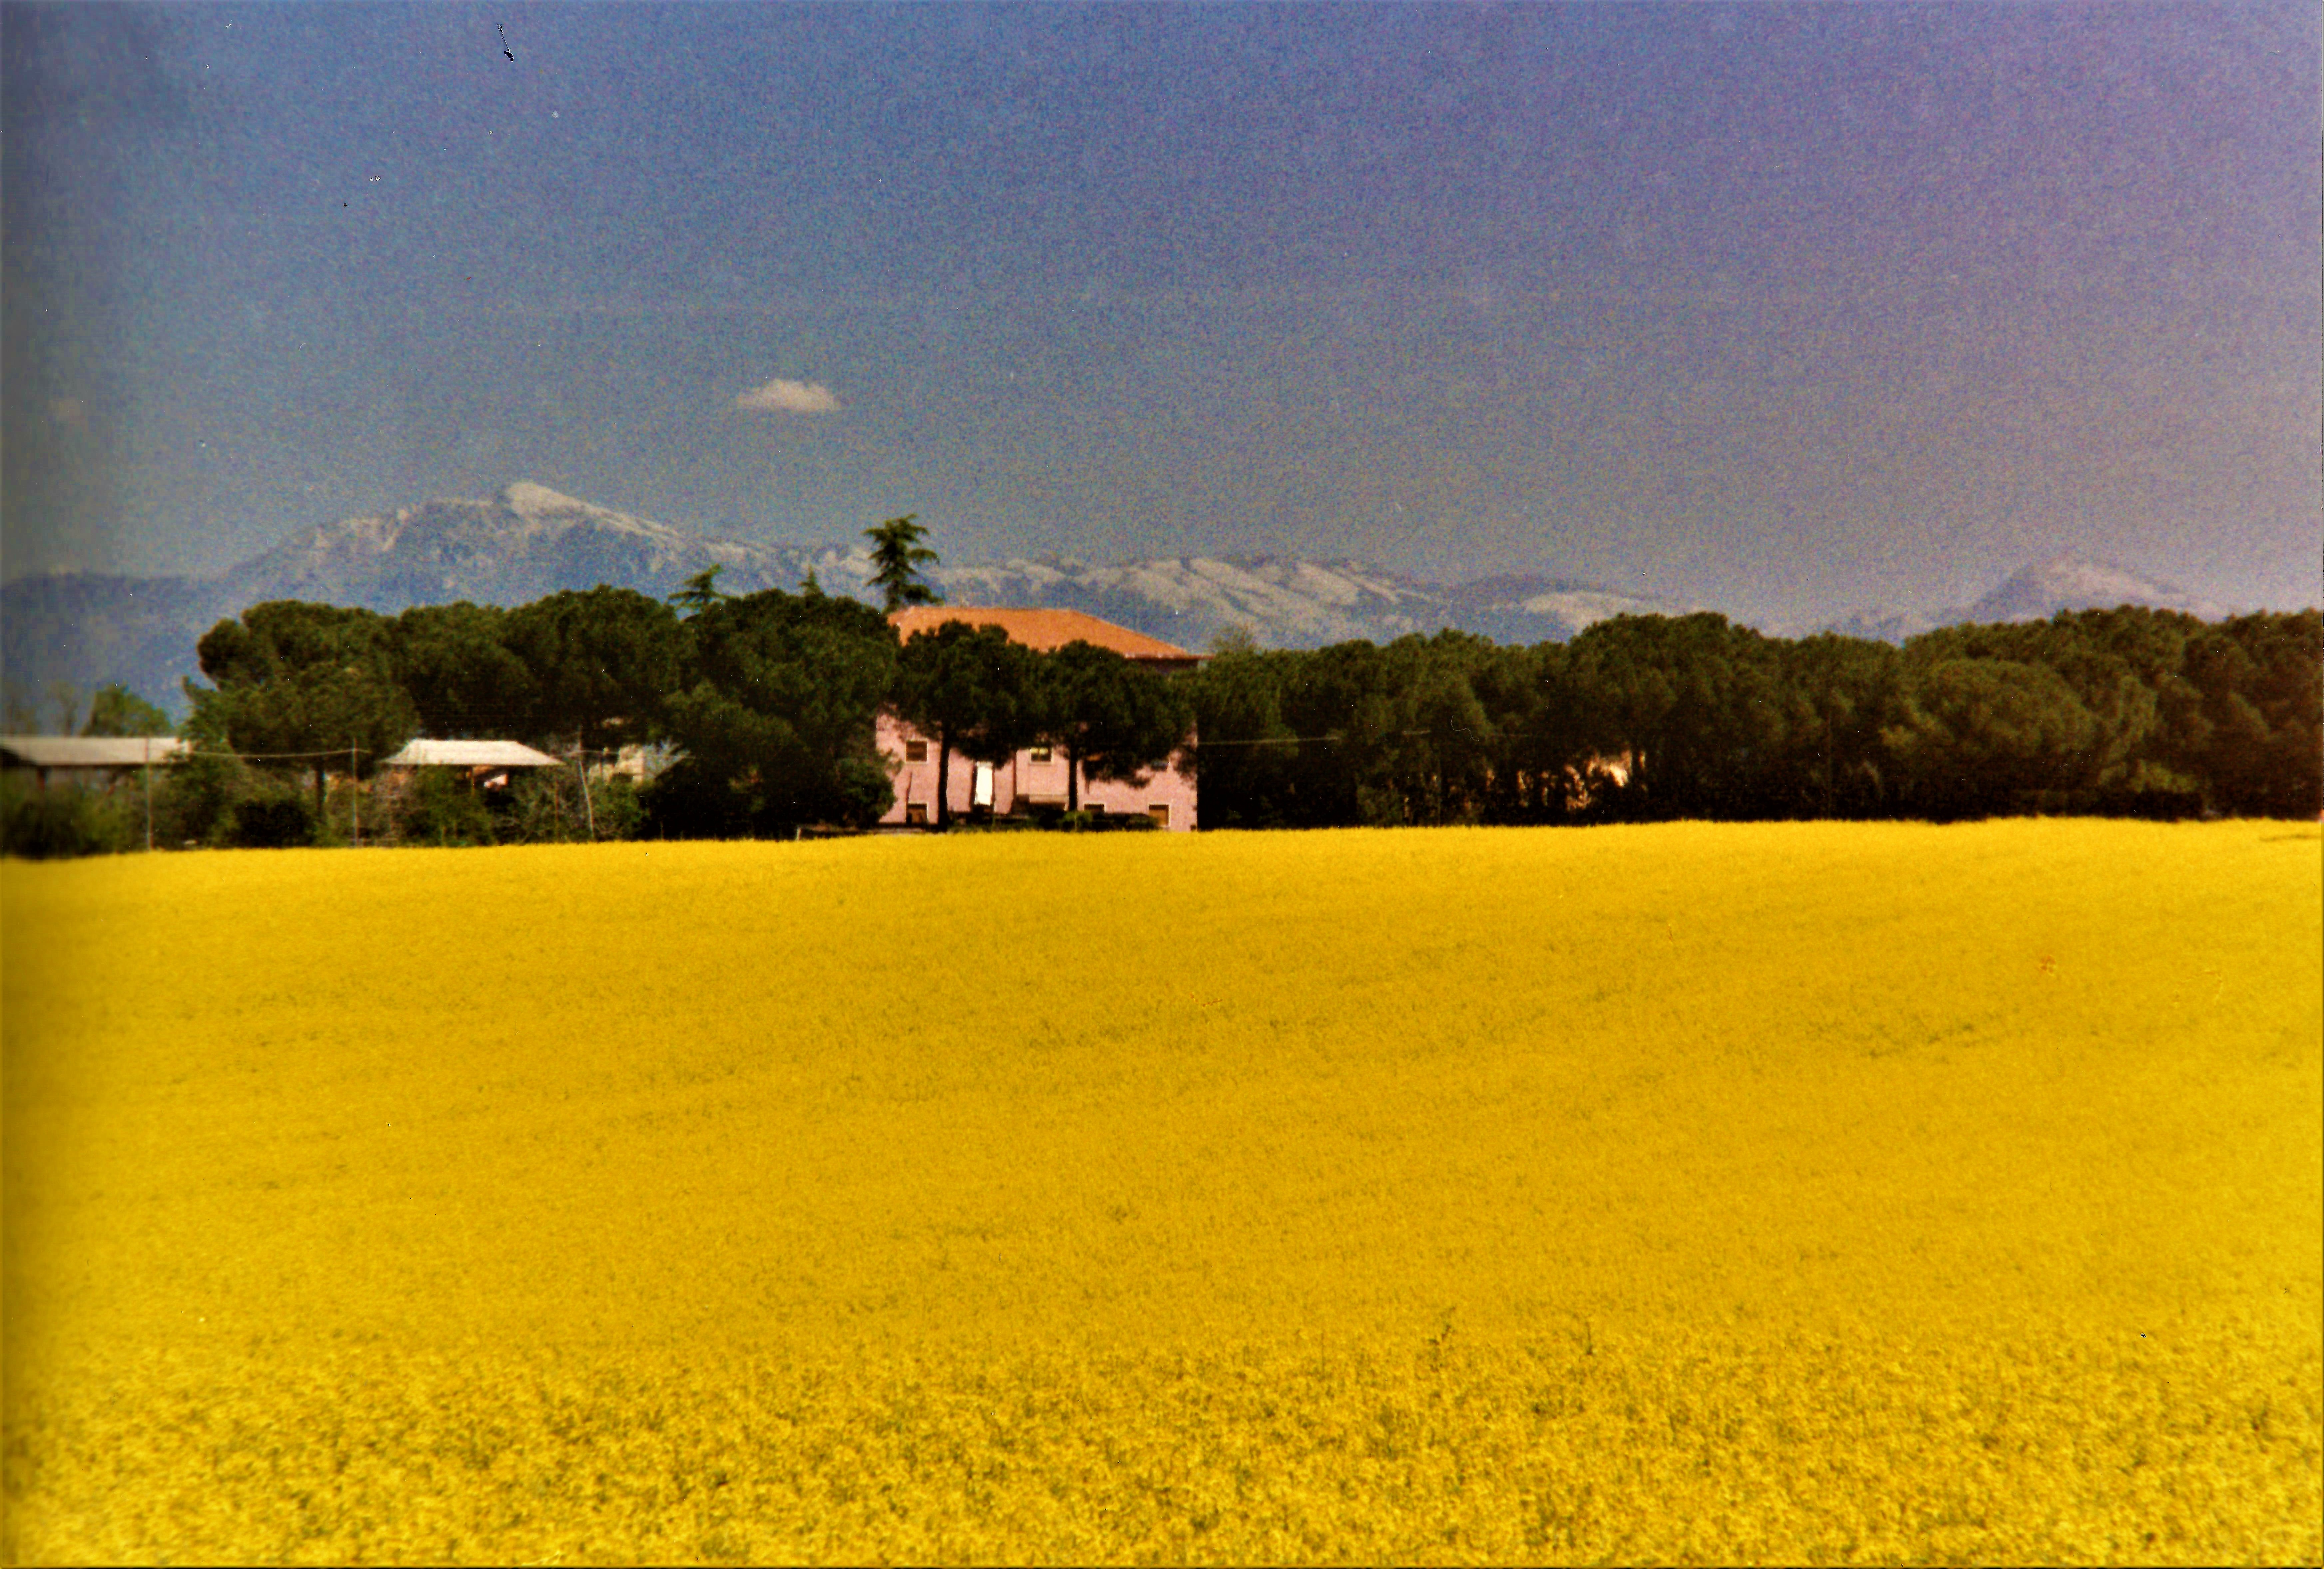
[879,607,1203,831]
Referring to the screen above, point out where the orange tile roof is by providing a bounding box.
[888,606,1201,664]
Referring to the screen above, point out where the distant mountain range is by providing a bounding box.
[0,482,2255,719]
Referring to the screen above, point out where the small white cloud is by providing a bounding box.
[735,377,842,414]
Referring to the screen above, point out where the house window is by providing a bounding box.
[1147,803,1171,827]
[904,739,929,764]
[905,802,929,825]
[1027,745,1053,763]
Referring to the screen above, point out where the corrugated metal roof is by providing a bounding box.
[378,740,567,768]
[0,736,190,768]
[889,607,1200,665]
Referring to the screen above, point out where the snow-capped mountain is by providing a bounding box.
[928,556,1674,651]
[223,483,814,607]
[204,482,1682,651]
[2,483,2254,717]
[1,483,1682,714]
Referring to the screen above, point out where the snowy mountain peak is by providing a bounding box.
[499,481,591,516]
[493,482,688,544]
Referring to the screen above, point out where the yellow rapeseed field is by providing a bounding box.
[4,820,2318,1565]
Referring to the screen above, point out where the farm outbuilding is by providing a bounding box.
[377,740,566,790]
[0,736,190,791]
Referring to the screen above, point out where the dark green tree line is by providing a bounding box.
[130,593,2323,853]
[1186,607,2321,828]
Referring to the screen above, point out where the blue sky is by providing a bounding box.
[4,2,2317,621]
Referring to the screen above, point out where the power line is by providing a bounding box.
[179,746,374,761]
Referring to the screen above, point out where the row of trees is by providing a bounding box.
[1190,607,2323,826]
[171,593,2324,839]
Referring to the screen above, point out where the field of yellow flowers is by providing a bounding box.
[4,820,2318,1564]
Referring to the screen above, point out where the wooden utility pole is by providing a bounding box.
[575,749,597,842]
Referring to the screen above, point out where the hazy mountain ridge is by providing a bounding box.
[0,484,2257,719]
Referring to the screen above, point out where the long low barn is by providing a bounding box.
[1,736,191,789]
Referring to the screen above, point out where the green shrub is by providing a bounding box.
[229,793,317,849]
[1,779,136,859]
[589,776,645,841]
[495,770,645,844]
[396,769,497,847]
[1053,808,1158,832]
